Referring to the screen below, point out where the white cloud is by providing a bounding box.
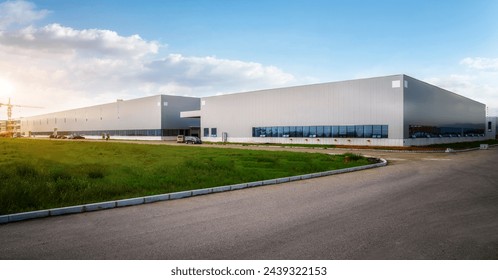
[460,57,498,71]
[0,23,160,58]
[142,54,294,91]
[0,0,48,29]
[0,1,296,118]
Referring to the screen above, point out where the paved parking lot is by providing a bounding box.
[0,146,497,259]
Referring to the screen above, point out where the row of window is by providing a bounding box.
[252,125,389,138]
[408,125,485,138]
[30,129,191,137]
[203,128,218,137]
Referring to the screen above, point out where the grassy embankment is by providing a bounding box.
[0,138,369,215]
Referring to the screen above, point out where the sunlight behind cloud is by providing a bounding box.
[0,77,14,99]
[0,0,298,118]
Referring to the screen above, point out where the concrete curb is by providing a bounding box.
[0,157,387,225]
[49,205,84,216]
[84,201,117,212]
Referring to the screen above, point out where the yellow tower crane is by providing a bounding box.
[0,98,42,137]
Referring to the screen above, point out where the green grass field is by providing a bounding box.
[0,139,369,215]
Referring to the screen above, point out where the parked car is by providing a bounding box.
[68,134,85,139]
[184,136,202,144]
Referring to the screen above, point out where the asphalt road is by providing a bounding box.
[1,147,497,259]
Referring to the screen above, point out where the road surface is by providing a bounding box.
[1,147,497,259]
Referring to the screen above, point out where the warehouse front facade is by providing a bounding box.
[187,74,487,146]
[21,74,489,146]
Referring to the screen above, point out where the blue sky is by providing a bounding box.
[1,0,497,116]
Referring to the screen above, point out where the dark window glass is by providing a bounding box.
[283,126,290,137]
[331,126,339,137]
[309,126,317,137]
[364,125,373,138]
[289,126,296,137]
[347,126,355,137]
[339,126,347,137]
[323,126,331,137]
[296,126,303,137]
[204,128,209,137]
[373,125,382,138]
[355,126,364,138]
[303,126,310,137]
[256,127,262,137]
[316,126,324,137]
[264,127,271,137]
[277,127,283,137]
[488,122,492,130]
[211,128,217,136]
[272,127,278,137]
[381,125,388,138]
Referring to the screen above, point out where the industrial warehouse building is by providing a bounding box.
[21,74,492,146]
[20,95,200,140]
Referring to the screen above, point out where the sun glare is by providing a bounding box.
[0,78,15,100]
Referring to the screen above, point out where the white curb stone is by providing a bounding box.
[0,215,9,224]
[276,177,290,184]
[247,181,263,187]
[212,186,231,193]
[263,179,277,185]
[289,175,302,181]
[8,210,49,222]
[116,197,144,207]
[144,194,170,204]
[231,183,248,190]
[84,201,116,211]
[50,206,84,216]
[192,189,212,196]
[169,191,192,200]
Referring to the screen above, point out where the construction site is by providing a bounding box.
[0,98,41,138]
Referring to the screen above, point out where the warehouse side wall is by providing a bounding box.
[403,75,486,146]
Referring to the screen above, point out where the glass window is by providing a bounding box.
[296,126,303,137]
[355,126,364,138]
[211,128,217,136]
[204,128,209,137]
[283,126,290,137]
[309,126,317,137]
[372,125,382,138]
[264,127,270,137]
[331,126,339,137]
[339,126,347,137]
[347,126,355,137]
[303,126,310,137]
[364,125,373,138]
[271,126,278,137]
[277,127,283,137]
[323,126,331,137]
[316,126,324,137]
[381,125,388,138]
[289,126,296,137]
